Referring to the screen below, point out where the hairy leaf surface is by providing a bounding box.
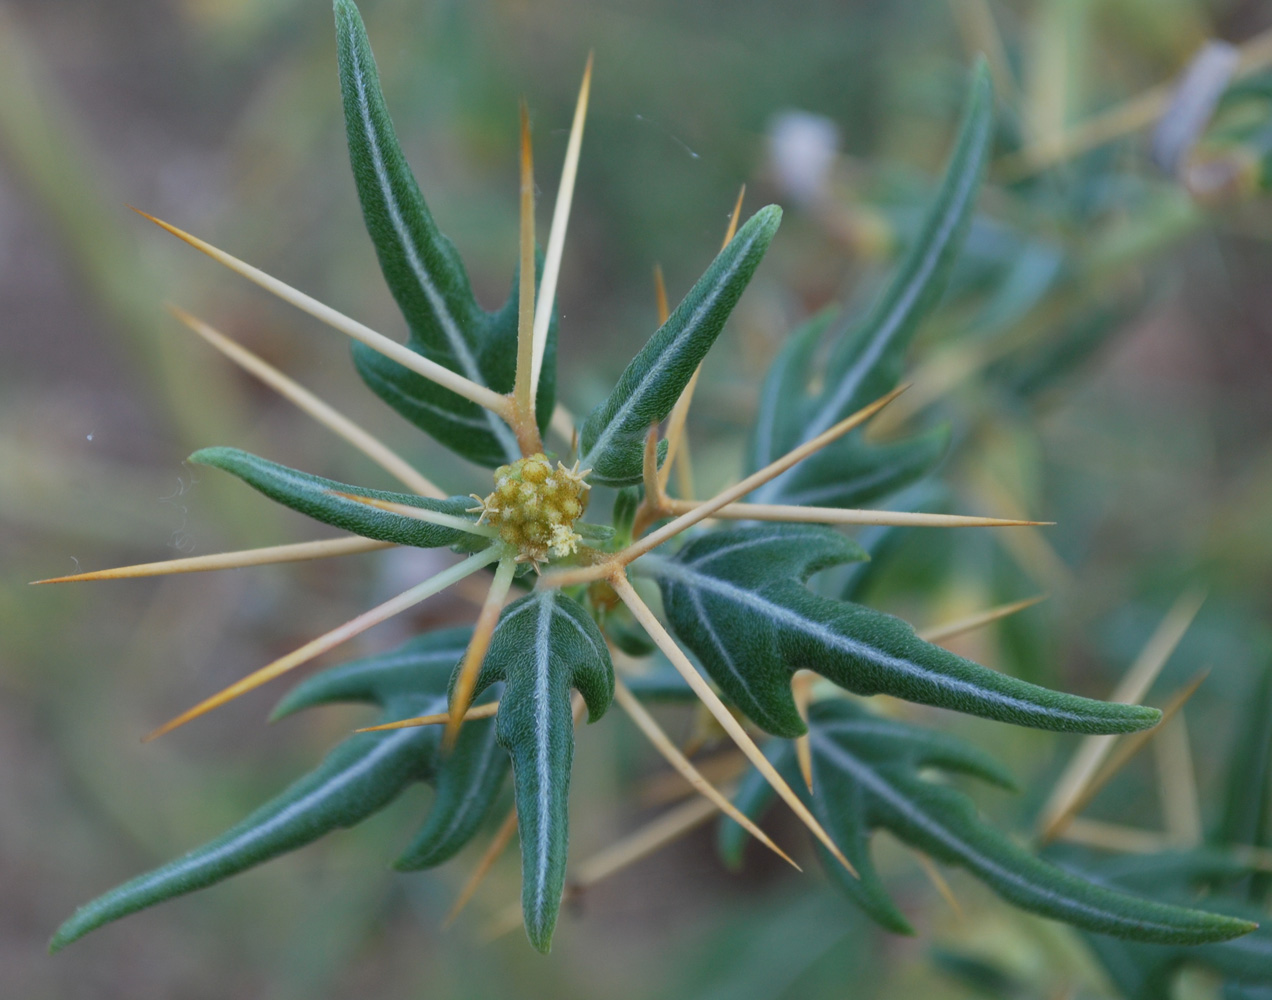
[721,701,1255,946]
[191,447,475,547]
[642,525,1161,738]
[465,591,615,952]
[578,206,781,486]
[336,0,555,466]
[52,629,506,950]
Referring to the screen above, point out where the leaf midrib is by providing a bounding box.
[346,21,519,460]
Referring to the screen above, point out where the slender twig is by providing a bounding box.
[132,208,513,419]
[611,573,857,876]
[530,54,593,401]
[511,102,544,456]
[168,306,443,497]
[144,546,504,741]
[1058,817,1272,874]
[32,536,392,585]
[614,679,798,868]
[445,552,519,746]
[1036,588,1206,840]
[355,701,500,733]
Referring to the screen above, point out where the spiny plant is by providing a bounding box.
[42,0,1261,958]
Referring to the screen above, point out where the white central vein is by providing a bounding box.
[349,37,519,460]
[648,557,1097,726]
[581,227,759,470]
[813,734,1189,934]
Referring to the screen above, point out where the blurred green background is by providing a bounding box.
[5,0,1272,996]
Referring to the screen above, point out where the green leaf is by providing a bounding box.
[723,701,1255,946]
[578,205,782,486]
[760,425,950,510]
[191,447,475,548]
[641,525,1161,738]
[1063,850,1272,997]
[464,590,615,952]
[752,62,992,502]
[335,0,555,466]
[52,628,508,951]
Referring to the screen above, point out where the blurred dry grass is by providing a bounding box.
[5,0,1272,997]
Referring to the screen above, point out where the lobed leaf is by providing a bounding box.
[752,62,992,502]
[578,206,782,486]
[336,0,556,466]
[191,447,475,548]
[721,701,1255,946]
[52,630,507,950]
[641,525,1161,738]
[464,590,615,952]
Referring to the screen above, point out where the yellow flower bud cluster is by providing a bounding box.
[471,453,591,565]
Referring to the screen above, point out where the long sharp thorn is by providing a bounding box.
[915,851,964,919]
[355,702,500,733]
[130,207,513,418]
[918,594,1049,643]
[327,491,498,538]
[1046,670,1209,843]
[445,806,519,926]
[611,573,857,877]
[445,553,518,747]
[659,500,1049,529]
[1037,587,1206,840]
[539,386,910,590]
[792,671,814,794]
[33,536,392,584]
[614,679,799,869]
[530,52,592,400]
[1153,706,1203,845]
[167,305,444,498]
[659,185,745,494]
[143,547,502,742]
[512,101,542,455]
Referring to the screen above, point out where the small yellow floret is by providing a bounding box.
[469,453,590,565]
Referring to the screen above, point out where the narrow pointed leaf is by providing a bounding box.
[578,205,782,486]
[1061,850,1272,996]
[763,425,950,510]
[51,699,440,951]
[192,447,475,548]
[335,0,555,465]
[641,525,1161,738]
[463,590,615,952]
[754,62,992,502]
